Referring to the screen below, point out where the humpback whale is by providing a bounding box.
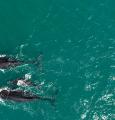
[0,54,42,69]
[0,89,55,102]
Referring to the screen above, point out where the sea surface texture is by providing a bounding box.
[0,0,114,120]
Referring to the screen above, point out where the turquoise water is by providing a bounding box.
[0,0,114,120]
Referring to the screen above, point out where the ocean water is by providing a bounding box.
[0,0,114,120]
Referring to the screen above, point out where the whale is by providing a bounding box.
[7,78,42,89]
[0,55,22,69]
[0,54,42,69]
[0,89,55,102]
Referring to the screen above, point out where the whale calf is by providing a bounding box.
[7,77,42,89]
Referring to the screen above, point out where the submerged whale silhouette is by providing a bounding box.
[0,89,55,102]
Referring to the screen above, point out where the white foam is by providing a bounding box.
[85,84,92,91]
[101,115,108,120]
[0,88,3,92]
[25,73,31,80]
[40,81,45,86]
[81,113,86,119]
[0,69,5,73]
[0,87,9,92]
[93,113,99,120]
[101,94,113,101]
[112,76,115,80]
[0,54,6,57]
[17,80,28,87]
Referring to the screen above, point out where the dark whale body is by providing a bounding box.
[0,89,54,102]
[0,62,22,69]
[0,56,23,69]
[0,90,38,102]
[0,54,42,69]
